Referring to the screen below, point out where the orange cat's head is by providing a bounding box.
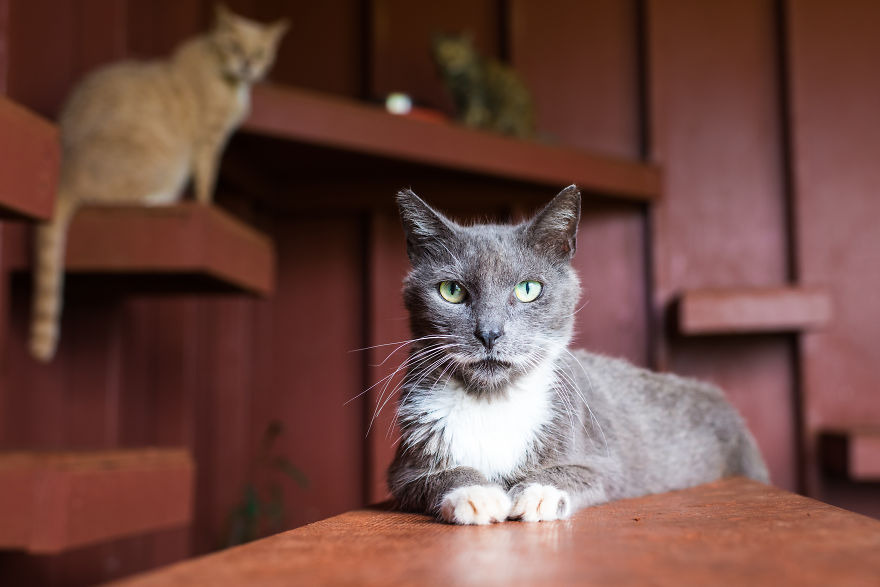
[211,4,289,84]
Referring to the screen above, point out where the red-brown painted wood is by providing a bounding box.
[111,478,880,587]
[0,96,58,220]
[785,0,880,505]
[244,84,662,202]
[679,286,832,335]
[365,210,411,503]
[510,0,642,158]
[646,0,798,491]
[0,449,193,554]
[0,0,8,94]
[7,204,275,295]
[508,0,648,367]
[821,428,880,482]
[370,0,500,111]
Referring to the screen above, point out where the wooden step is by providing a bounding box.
[0,96,59,220]
[821,428,880,481]
[0,448,194,554]
[677,286,832,335]
[6,203,275,295]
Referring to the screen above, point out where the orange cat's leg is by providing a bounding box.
[192,144,220,204]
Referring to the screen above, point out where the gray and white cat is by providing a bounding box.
[388,186,769,525]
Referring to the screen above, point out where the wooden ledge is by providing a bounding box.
[821,428,880,481]
[111,478,880,586]
[0,449,194,554]
[243,84,661,202]
[0,96,59,220]
[678,286,832,335]
[7,203,275,296]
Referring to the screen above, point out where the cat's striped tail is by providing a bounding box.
[30,195,79,362]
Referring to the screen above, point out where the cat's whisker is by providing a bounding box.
[557,346,610,458]
[344,342,452,406]
[368,347,462,437]
[366,345,454,424]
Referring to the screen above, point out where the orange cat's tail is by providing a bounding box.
[30,196,79,362]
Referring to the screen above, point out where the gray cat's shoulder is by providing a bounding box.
[569,348,725,400]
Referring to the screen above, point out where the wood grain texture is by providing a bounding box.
[243,84,662,202]
[0,96,59,220]
[0,449,193,554]
[111,478,880,586]
[678,286,832,334]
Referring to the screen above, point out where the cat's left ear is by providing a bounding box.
[524,185,581,261]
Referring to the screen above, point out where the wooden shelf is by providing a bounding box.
[821,428,880,481]
[7,203,275,295]
[242,84,661,202]
[0,96,59,220]
[0,448,194,554]
[677,286,832,335]
[112,478,880,586]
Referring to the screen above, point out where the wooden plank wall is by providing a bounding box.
[1,0,879,584]
[785,0,880,517]
[646,0,797,491]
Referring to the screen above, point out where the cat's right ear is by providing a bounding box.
[215,4,234,28]
[524,185,582,262]
[396,189,456,264]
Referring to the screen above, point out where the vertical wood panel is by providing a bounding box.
[365,209,411,502]
[510,0,641,157]
[785,0,880,503]
[251,0,365,96]
[646,0,797,490]
[0,0,8,94]
[251,214,367,529]
[509,0,648,366]
[371,0,501,110]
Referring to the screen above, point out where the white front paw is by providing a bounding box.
[509,484,571,522]
[439,485,512,525]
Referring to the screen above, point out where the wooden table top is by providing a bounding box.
[113,478,880,586]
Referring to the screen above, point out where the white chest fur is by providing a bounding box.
[406,358,558,482]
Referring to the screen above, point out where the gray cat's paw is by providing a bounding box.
[509,484,571,522]
[439,485,512,525]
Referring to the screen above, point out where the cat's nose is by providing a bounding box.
[475,327,503,350]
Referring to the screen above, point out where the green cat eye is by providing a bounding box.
[439,281,466,304]
[514,280,542,302]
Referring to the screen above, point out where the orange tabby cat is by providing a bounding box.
[30,5,287,362]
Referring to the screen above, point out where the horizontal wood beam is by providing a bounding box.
[677,286,832,335]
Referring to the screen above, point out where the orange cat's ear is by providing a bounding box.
[269,18,290,42]
[214,3,235,28]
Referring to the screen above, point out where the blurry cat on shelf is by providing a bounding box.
[432,33,535,139]
[29,5,288,362]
